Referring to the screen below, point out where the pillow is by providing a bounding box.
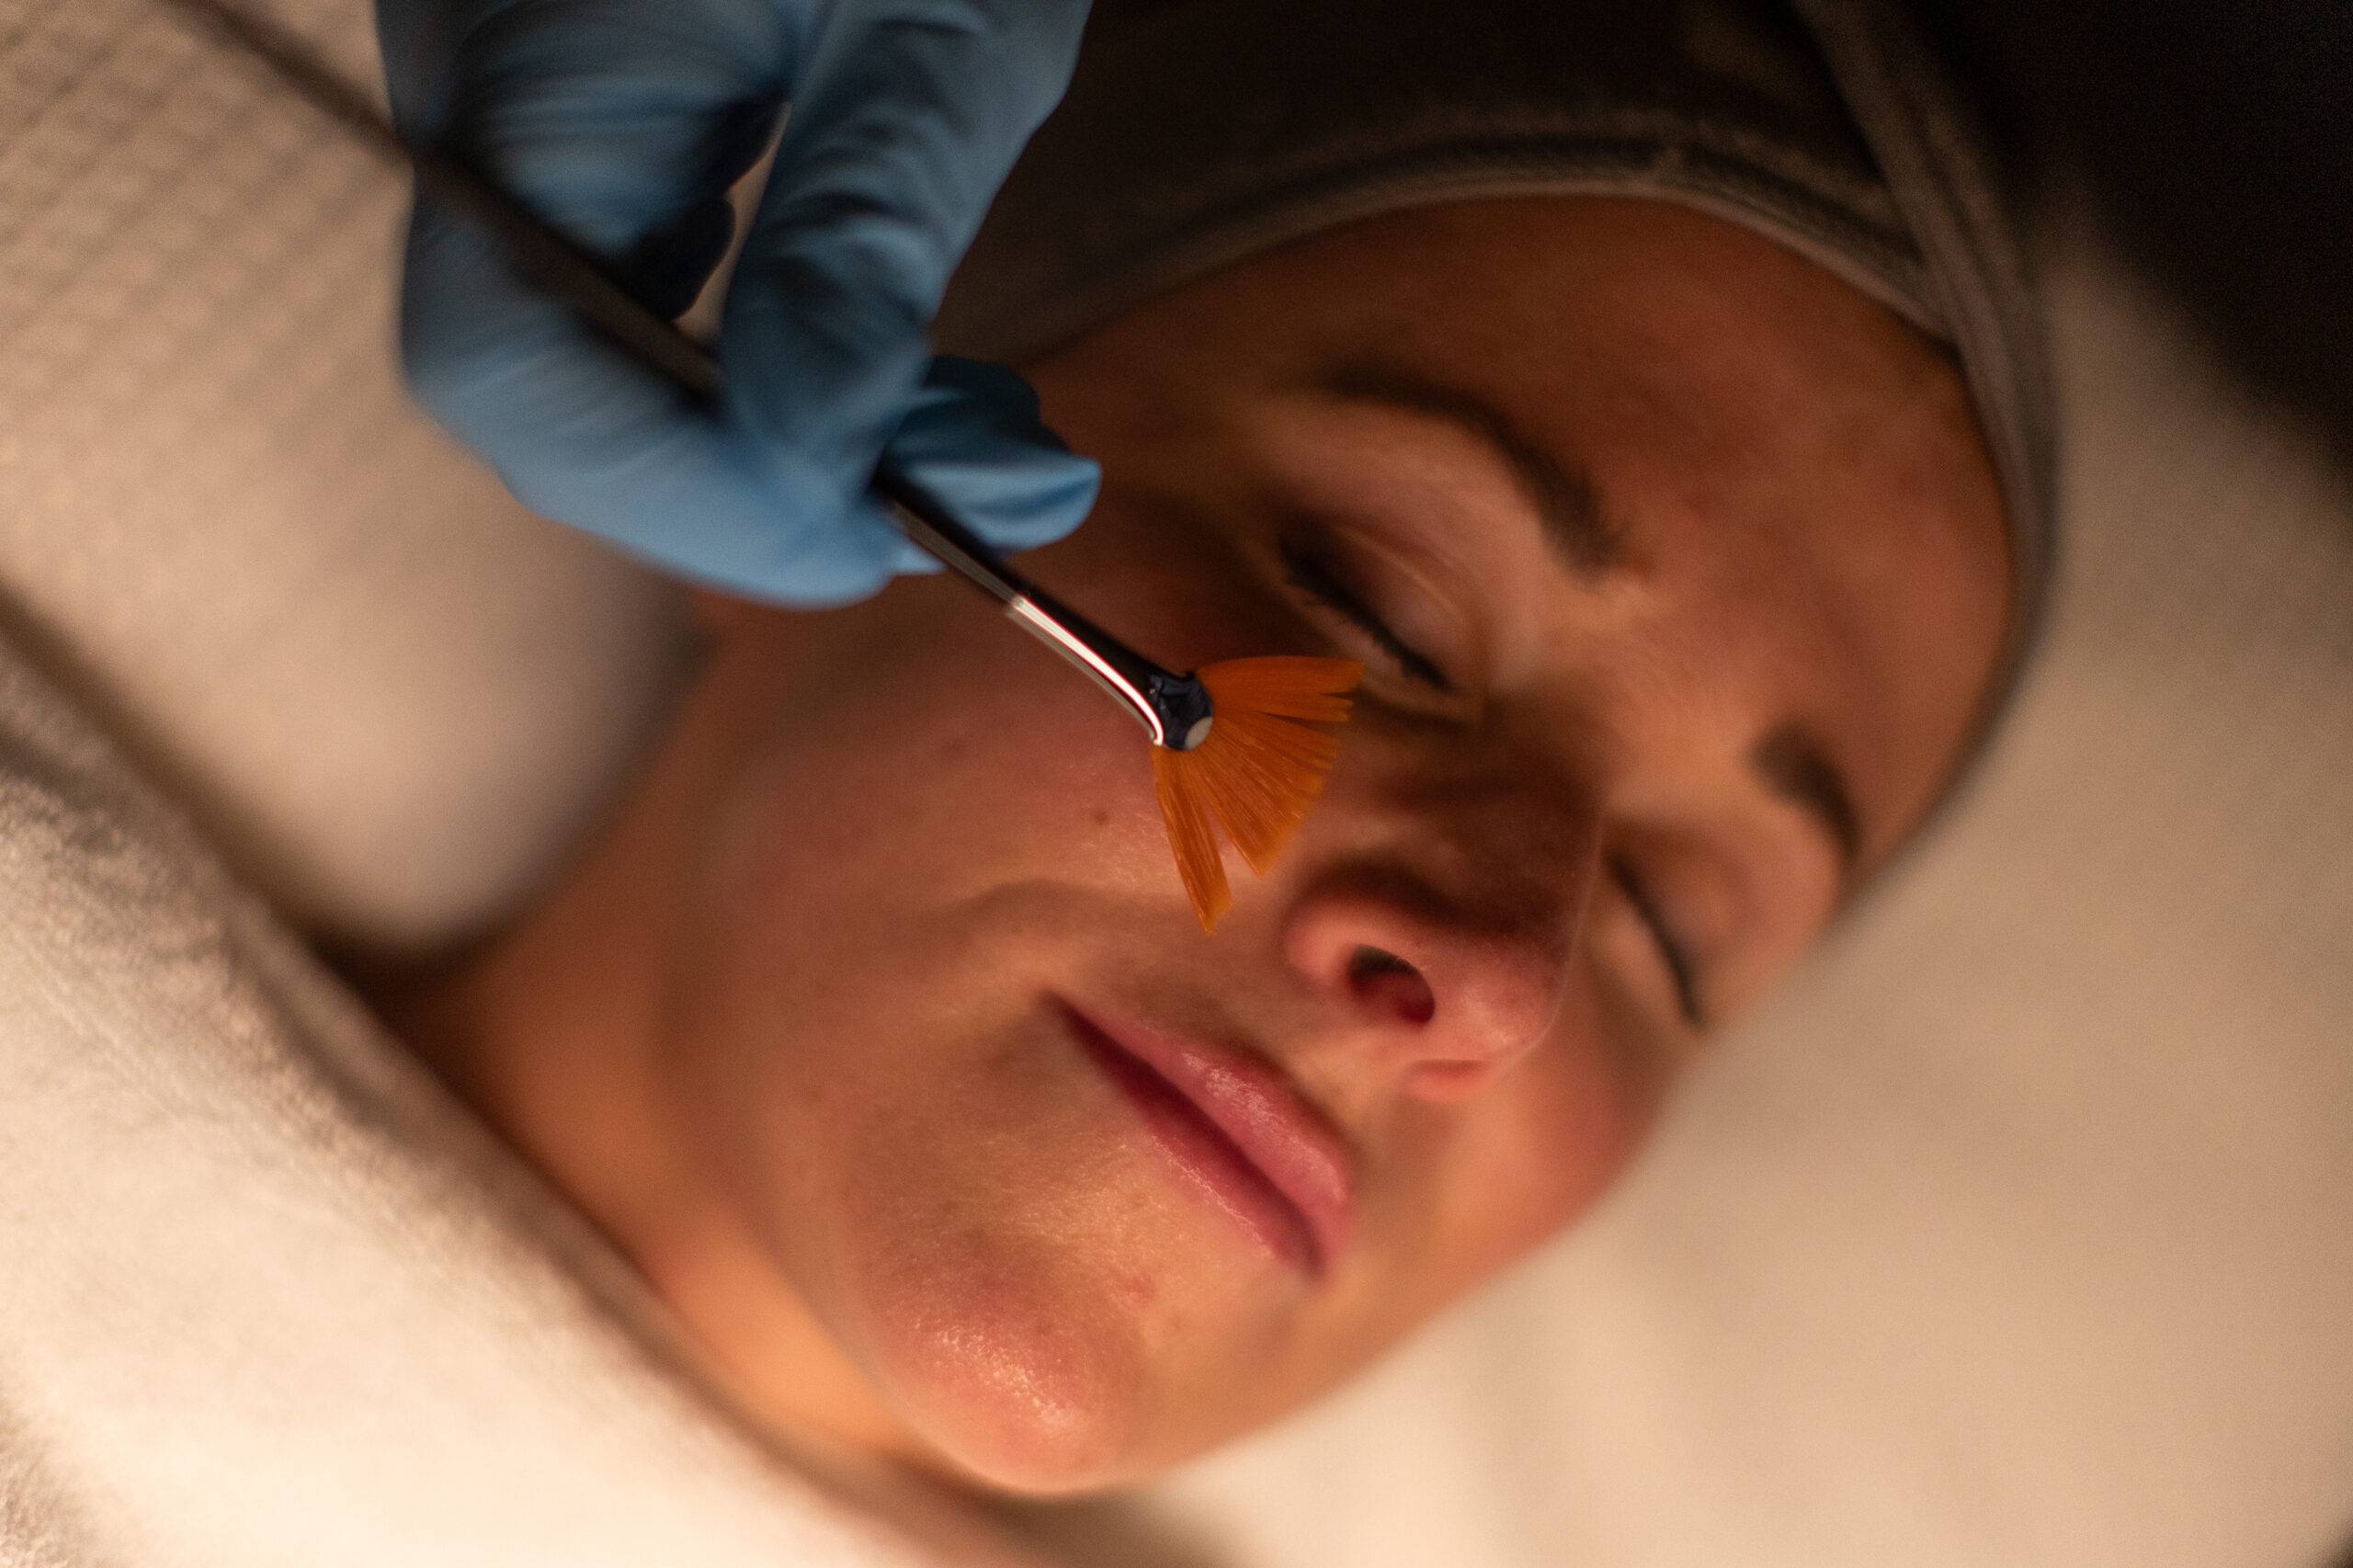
[0,0,693,953]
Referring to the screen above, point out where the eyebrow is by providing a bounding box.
[1751,722,1865,885]
[1313,360,1865,886]
[1311,361,1627,577]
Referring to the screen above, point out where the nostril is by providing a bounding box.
[1347,946,1436,1026]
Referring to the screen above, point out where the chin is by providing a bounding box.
[858,1240,1165,1497]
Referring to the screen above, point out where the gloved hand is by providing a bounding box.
[376,0,1099,604]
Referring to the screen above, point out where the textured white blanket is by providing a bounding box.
[0,633,1054,1567]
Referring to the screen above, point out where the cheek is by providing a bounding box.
[718,583,1172,916]
[1404,1012,1668,1309]
[640,582,1335,1490]
[664,583,1178,1210]
[814,1030,1164,1490]
[1235,1021,1665,1435]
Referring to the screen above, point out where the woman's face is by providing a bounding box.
[496,197,2009,1497]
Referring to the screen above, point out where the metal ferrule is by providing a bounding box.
[883,495,1215,751]
[1002,594,1215,750]
[1006,596,1165,744]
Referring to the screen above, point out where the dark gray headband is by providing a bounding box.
[938,0,2057,804]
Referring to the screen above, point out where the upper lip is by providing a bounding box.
[1063,1000,1358,1271]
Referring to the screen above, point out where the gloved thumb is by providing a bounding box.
[774,357,1101,605]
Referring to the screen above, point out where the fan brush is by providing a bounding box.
[155,0,1361,931]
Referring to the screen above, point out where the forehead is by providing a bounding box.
[1122,195,2014,862]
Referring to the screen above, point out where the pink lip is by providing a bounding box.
[1059,999,1356,1277]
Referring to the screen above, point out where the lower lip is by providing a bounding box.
[1064,1007,1324,1278]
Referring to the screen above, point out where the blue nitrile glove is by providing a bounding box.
[376,0,1098,605]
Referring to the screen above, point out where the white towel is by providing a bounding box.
[0,626,1058,1568]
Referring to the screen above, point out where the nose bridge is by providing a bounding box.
[1282,754,1603,1077]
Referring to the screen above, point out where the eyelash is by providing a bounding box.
[1608,857,1705,1030]
[1275,533,1456,692]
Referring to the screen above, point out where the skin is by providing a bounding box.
[389,197,2010,1502]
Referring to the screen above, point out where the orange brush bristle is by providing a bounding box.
[1150,656,1363,932]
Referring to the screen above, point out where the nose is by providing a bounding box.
[1280,864,1586,1103]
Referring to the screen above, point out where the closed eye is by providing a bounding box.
[1276,532,1456,693]
[1608,856,1705,1030]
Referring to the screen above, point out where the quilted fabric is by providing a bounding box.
[0,0,692,951]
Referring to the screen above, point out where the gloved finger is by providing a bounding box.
[427,0,790,254]
[691,352,1093,607]
[875,357,1100,576]
[401,190,921,605]
[719,0,1091,539]
[392,1,790,554]
[394,195,770,567]
[619,194,740,322]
